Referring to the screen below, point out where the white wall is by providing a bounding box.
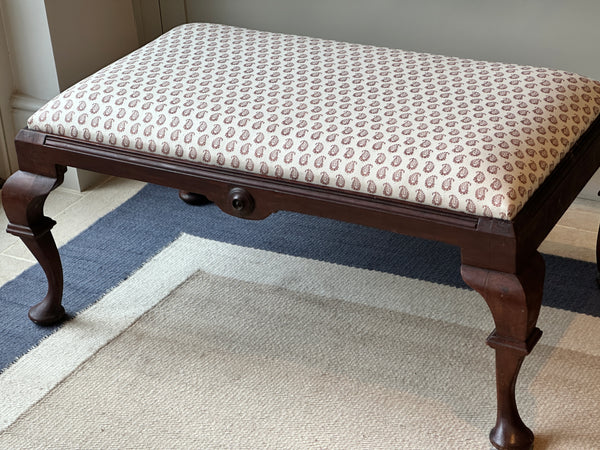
[44,0,139,91]
[184,0,600,80]
[0,0,59,178]
[1,0,59,100]
[0,0,140,189]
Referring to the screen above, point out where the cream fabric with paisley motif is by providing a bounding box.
[28,23,600,219]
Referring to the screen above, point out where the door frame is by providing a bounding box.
[0,0,16,180]
[132,0,187,44]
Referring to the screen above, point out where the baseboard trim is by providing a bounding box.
[11,93,47,114]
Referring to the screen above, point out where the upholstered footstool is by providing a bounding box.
[3,23,600,449]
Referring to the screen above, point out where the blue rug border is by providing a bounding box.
[2,183,599,371]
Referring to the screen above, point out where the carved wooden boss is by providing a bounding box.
[3,23,600,449]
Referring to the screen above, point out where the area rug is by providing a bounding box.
[1,184,599,448]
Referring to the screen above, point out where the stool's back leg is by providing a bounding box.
[178,190,211,206]
[461,251,544,450]
[2,168,66,325]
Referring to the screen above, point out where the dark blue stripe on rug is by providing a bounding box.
[2,183,599,370]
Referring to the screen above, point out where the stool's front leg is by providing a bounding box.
[2,168,66,325]
[461,251,544,450]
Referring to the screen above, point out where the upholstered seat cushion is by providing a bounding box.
[28,23,600,219]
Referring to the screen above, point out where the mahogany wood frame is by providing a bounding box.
[3,118,600,449]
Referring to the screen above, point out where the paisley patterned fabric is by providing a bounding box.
[28,23,600,219]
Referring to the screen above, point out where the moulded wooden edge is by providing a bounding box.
[13,116,600,272]
[15,129,486,234]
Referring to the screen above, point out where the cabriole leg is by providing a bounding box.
[2,168,66,325]
[461,252,545,450]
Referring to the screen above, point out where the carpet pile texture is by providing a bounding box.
[1,184,599,448]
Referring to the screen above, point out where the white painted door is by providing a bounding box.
[0,3,15,180]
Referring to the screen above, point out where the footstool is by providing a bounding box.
[3,23,600,449]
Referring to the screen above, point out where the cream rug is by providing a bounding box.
[1,234,599,449]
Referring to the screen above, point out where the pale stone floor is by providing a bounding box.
[0,176,599,287]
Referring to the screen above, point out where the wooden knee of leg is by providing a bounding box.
[2,168,67,325]
[461,251,545,450]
